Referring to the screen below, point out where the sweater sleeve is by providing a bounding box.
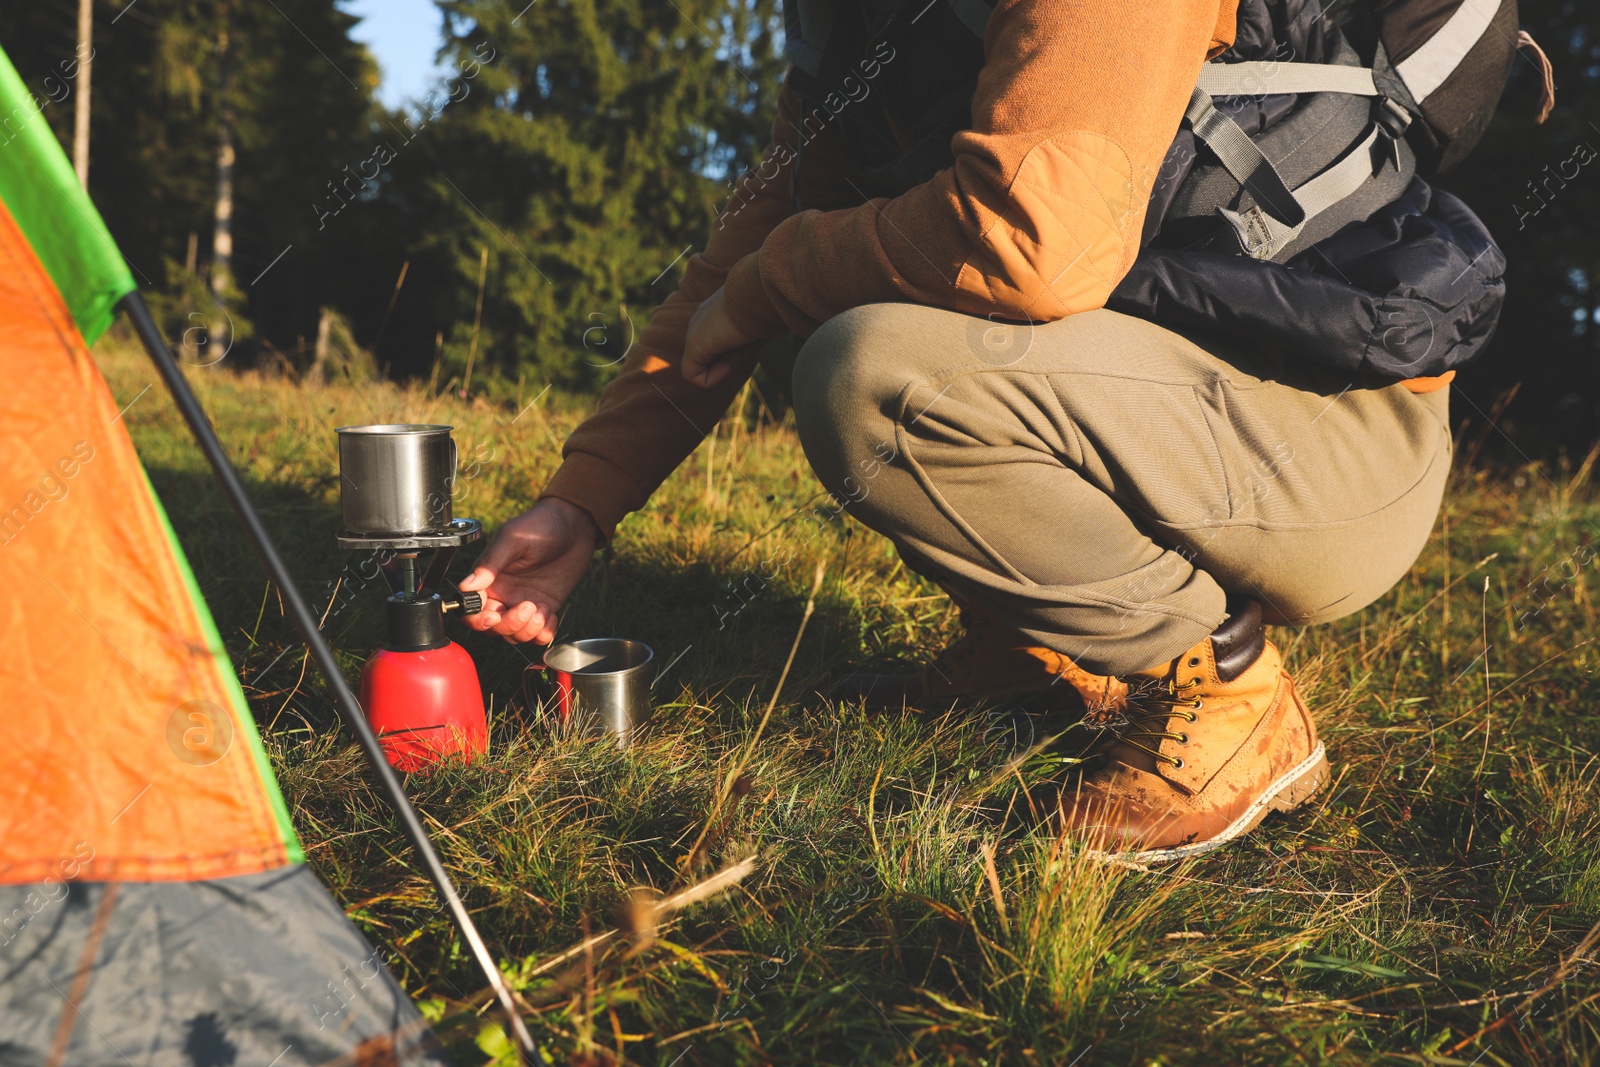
[540,83,865,539]
[718,0,1237,338]
[546,0,1236,538]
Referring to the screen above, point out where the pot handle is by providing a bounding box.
[428,435,457,530]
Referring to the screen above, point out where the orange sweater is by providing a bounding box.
[543,0,1242,539]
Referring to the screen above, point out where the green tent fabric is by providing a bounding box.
[0,44,135,342]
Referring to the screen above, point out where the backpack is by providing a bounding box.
[779,0,1552,376]
[1156,0,1546,262]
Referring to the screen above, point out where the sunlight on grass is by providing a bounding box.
[94,332,1600,1065]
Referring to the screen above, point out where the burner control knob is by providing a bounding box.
[440,587,485,616]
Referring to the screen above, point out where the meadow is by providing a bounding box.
[98,332,1600,1065]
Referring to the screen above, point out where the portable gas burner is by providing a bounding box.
[336,424,488,771]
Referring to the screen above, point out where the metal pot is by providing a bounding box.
[336,424,456,536]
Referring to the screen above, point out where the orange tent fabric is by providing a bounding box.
[0,196,299,884]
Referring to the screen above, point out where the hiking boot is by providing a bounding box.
[1058,601,1329,862]
[832,599,1126,712]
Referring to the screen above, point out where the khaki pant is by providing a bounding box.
[764,303,1451,676]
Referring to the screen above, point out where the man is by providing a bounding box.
[458,0,1505,860]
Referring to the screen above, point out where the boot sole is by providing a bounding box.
[1088,741,1331,865]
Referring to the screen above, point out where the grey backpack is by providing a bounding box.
[780,0,1549,375]
[1155,0,1549,261]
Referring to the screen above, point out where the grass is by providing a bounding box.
[97,328,1600,1065]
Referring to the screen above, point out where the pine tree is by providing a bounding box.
[0,0,379,357]
[361,0,784,385]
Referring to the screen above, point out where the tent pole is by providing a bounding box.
[118,292,536,1060]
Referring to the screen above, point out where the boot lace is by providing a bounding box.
[1083,675,1204,769]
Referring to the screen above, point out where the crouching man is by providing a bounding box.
[460,0,1508,860]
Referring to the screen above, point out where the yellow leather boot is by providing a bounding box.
[1059,601,1329,862]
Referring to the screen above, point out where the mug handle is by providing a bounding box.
[523,659,567,722]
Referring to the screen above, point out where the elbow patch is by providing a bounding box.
[957,130,1140,321]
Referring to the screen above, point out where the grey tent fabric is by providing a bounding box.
[0,866,451,1067]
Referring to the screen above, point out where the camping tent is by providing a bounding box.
[0,44,497,1064]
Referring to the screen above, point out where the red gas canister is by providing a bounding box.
[358,591,487,772]
[360,642,487,772]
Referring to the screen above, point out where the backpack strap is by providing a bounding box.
[1394,0,1503,104]
[1184,55,1393,230]
[1195,62,1378,98]
[936,1,1413,261]
[1218,119,1395,259]
[1186,48,1419,261]
[1184,88,1306,229]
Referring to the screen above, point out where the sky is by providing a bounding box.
[340,0,448,110]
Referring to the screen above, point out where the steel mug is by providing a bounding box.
[528,638,654,747]
[336,424,456,536]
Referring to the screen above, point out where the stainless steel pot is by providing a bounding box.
[529,638,654,748]
[336,424,456,536]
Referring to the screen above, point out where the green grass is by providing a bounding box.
[98,330,1600,1065]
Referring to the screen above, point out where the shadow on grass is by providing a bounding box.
[144,465,874,743]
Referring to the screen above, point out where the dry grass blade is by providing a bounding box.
[1446,916,1600,1055]
[980,841,1009,936]
[678,561,826,877]
[523,854,760,984]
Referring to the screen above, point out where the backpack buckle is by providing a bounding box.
[1377,96,1413,138]
[1374,97,1412,171]
[1220,205,1295,261]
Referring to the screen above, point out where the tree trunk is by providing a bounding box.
[309,307,332,384]
[210,1,235,300]
[72,0,92,186]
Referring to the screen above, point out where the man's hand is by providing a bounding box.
[682,286,760,388]
[457,498,601,644]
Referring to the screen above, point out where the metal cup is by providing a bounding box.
[528,639,654,747]
[336,424,456,536]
